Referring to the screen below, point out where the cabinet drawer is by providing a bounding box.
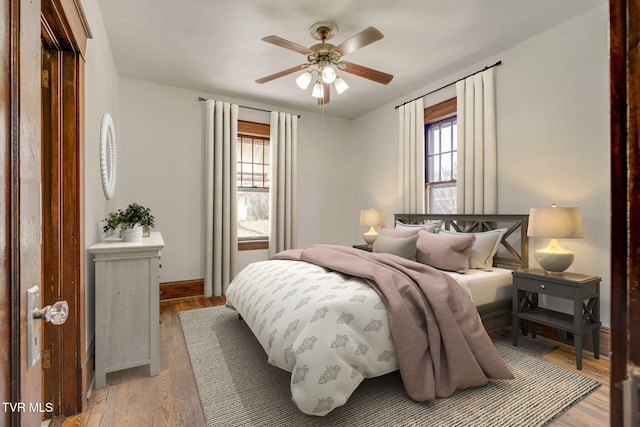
[514,276,574,299]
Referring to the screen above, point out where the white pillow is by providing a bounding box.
[437,228,507,269]
[395,220,441,234]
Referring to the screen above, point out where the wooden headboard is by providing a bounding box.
[394,214,529,270]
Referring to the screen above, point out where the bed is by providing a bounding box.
[225,214,528,416]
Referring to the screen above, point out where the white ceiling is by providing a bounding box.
[97,0,605,119]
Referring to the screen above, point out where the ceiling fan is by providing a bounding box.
[256,22,393,105]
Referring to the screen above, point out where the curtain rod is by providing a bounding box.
[198,97,301,118]
[394,60,502,109]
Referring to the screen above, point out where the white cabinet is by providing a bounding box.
[89,232,164,389]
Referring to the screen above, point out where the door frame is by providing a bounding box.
[609,0,640,425]
[40,0,91,418]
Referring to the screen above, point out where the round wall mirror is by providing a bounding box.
[100,113,117,200]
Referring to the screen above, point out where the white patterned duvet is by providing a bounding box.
[225,258,475,416]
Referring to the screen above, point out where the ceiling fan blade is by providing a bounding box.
[256,64,307,84]
[318,82,330,106]
[339,61,393,85]
[262,36,313,55]
[333,27,384,56]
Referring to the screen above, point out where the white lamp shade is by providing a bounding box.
[527,207,583,238]
[296,71,312,89]
[312,81,324,98]
[359,209,385,227]
[321,65,336,84]
[334,76,349,94]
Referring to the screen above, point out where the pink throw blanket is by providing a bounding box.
[273,244,513,401]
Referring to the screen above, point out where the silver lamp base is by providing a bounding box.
[535,249,575,275]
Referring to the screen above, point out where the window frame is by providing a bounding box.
[424,97,457,214]
[237,120,270,251]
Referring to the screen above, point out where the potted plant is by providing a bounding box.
[102,203,155,242]
[102,210,122,236]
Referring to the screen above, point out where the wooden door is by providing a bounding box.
[1,0,47,425]
[609,0,640,425]
[0,0,9,421]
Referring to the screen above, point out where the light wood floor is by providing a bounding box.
[55,296,610,427]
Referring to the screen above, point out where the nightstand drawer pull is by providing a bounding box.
[540,284,546,289]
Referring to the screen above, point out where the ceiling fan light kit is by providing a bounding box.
[321,64,336,84]
[256,21,393,105]
[334,76,349,94]
[296,71,313,89]
[312,81,324,98]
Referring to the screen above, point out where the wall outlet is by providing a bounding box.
[557,329,568,339]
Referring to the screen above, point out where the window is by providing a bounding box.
[424,98,457,214]
[237,121,270,250]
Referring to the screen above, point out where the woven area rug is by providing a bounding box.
[179,306,599,427]
[492,330,558,356]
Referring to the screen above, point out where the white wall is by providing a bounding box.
[352,5,611,325]
[115,78,355,281]
[81,0,120,349]
[496,5,610,322]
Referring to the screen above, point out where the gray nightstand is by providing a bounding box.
[352,244,373,252]
[511,268,601,370]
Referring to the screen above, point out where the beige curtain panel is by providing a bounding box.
[204,100,239,297]
[269,111,298,257]
[456,68,498,214]
[398,98,426,214]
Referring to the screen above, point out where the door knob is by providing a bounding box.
[33,300,69,325]
[27,286,69,368]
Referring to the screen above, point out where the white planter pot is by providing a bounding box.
[121,225,143,242]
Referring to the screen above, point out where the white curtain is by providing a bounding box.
[204,100,238,297]
[456,68,497,214]
[268,111,298,257]
[398,98,426,213]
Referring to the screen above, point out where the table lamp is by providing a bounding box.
[527,205,584,274]
[359,209,385,245]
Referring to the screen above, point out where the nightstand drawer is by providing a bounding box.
[514,276,574,299]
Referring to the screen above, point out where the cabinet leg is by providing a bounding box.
[512,318,519,346]
[95,369,106,389]
[575,334,583,370]
[150,359,159,376]
[531,322,537,338]
[593,328,600,359]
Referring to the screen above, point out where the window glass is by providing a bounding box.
[425,116,457,214]
[236,122,270,244]
[427,182,457,214]
[237,189,269,239]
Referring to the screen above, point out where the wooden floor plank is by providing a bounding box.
[58,296,609,426]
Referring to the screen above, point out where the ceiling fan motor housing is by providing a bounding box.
[307,43,341,66]
[309,21,338,41]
